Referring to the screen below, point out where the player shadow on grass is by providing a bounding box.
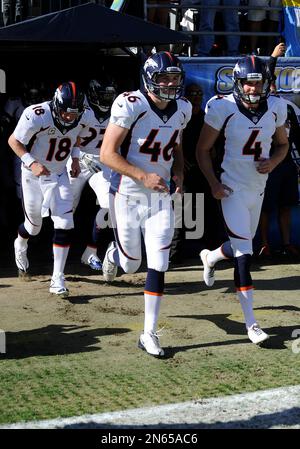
[65,292,145,304]
[164,313,300,357]
[0,324,131,359]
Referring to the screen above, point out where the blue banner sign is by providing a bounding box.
[181,57,300,107]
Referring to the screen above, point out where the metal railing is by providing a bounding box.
[143,1,282,38]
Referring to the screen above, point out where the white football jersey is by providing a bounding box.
[205,93,287,191]
[78,108,110,178]
[14,101,95,175]
[109,89,192,196]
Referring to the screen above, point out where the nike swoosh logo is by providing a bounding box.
[117,103,123,108]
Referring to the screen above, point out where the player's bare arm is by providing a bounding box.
[256,125,289,174]
[196,123,232,199]
[101,122,169,192]
[8,133,50,176]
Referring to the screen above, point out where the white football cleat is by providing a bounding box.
[247,323,269,344]
[14,238,29,276]
[81,248,102,271]
[200,249,215,287]
[102,241,118,282]
[49,272,69,298]
[138,331,164,357]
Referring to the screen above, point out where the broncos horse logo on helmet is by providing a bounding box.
[233,55,272,105]
[86,78,117,115]
[142,51,185,101]
[52,81,85,129]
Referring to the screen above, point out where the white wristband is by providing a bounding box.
[21,153,36,168]
[71,146,81,159]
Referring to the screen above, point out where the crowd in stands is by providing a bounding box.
[0,1,290,58]
[143,1,284,57]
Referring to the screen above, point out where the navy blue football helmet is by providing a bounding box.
[233,56,272,105]
[52,81,84,128]
[22,81,46,106]
[86,78,117,114]
[142,51,185,101]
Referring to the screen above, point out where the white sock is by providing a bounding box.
[207,246,226,266]
[237,288,256,329]
[85,245,97,256]
[53,245,70,277]
[144,293,162,334]
[16,234,28,250]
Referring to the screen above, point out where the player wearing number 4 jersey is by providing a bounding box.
[100,51,192,357]
[196,55,289,344]
[8,81,95,297]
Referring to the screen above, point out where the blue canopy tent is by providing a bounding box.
[0,2,191,50]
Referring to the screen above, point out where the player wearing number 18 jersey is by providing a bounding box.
[197,56,289,344]
[8,81,95,297]
[100,51,192,357]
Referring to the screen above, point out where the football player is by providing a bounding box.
[197,56,289,344]
[8,81,95,297]
[68,77,117,271]
[2,81,47,199]
[100,51,192,357]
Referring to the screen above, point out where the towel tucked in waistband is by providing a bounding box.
[39,174,59,218]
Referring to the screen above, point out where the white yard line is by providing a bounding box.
[1,385,300,429]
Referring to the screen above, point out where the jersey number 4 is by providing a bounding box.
[242,130,262,161]
[139,129,179,162]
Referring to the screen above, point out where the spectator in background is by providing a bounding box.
[2,0,27,26]
[258,77,300,258]
[247,1,282,55]
[196,0,240,56]
[147,0,171,51]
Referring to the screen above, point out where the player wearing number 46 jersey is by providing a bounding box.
[8,81,95,297]
[196,55,289,344]
[100,51,192,357]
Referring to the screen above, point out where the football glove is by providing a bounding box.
[80,153,102,174]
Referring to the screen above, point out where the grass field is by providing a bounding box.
[1,256,300,425]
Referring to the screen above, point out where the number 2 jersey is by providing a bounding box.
[205,93,287,192]
[78,105,111,179]
[109,89,192,196]
[13,101,95,175]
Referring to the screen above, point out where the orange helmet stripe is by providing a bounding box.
[69,81,76,100]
